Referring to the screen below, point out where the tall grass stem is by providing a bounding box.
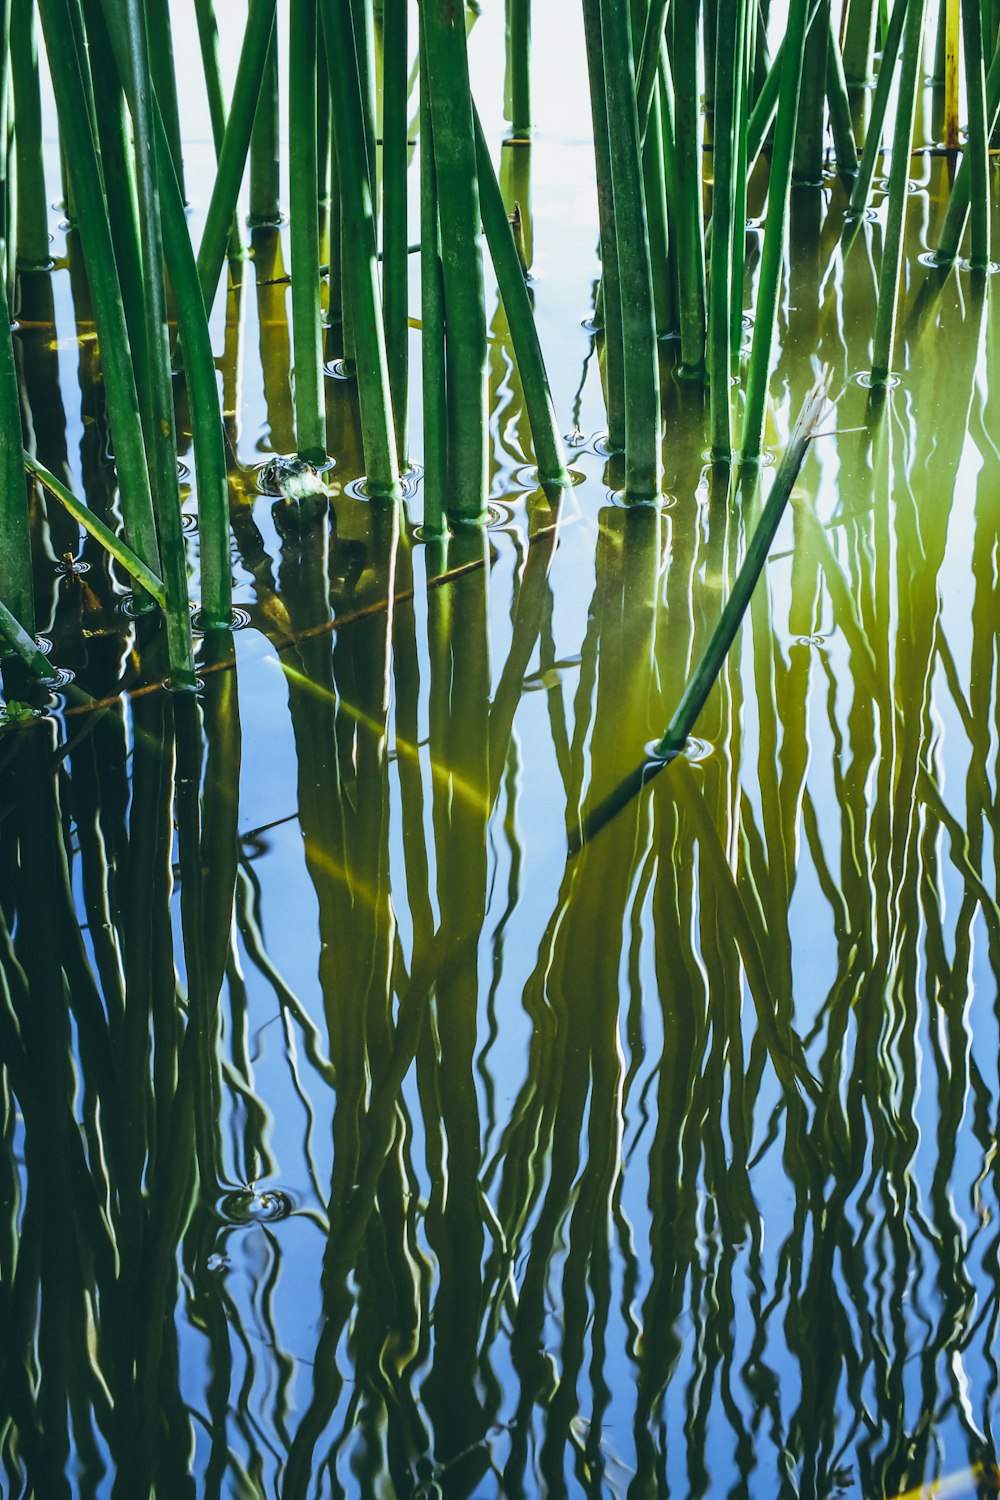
[289,0,326,462]
[740,0,811,462]
[870,0,926,384]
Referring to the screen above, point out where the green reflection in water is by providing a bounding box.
[1,87,1000,1500]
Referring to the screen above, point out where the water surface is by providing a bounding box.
[2,7,1000,1497]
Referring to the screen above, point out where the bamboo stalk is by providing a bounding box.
[870,0,927,384]
[289,0,326,462]
[741,0,812,462]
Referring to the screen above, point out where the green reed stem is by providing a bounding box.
[193,0,227,152]
[870,0,926,384]
[289,0,325,463]
[0,0,11,289]
[144,0,185,203]
[506,0,531,138]
[746,0,825,169]
[156,130,232,628]
[580,0,626,449]
[10,0,50,269]
[731,0,750,360]
[826,14,859,178]
[419,15,446,535]
[747,35,781,163]
[0,280,31,634]
[249,29,280,227]
[643,90,673,336]
[933,36,1000,263]
[119,0,194,683]
[672,0,707,376]
[351,0,378,200]
[740,0,811,463]
[656,43,682,247]
[383,0,409,465]
[317,34,330,228]
[473,107,568,486]
[0,596,54,677]
[193,0,245,256]
[573,378,828,849]
[100,0,232,628]
[601,0,661,497]
[793,0,828,184]
[24,454,167,607]
[961,0,991,269]
[37,0,161,584]
[320,0,399,499]
[843,0,878,79]
[197,0,277,315]
[636,0,671,135]
[660,380,826,753]
[421,0,488,522]
[847,0,908,217]
[710,0,740,460]
[82,0,151,433]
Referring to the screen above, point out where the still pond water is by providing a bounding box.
[2,5,1000,1497]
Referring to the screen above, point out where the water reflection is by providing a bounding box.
[1,123,1000,1500]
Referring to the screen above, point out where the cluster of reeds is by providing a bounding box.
[0,0,994,700]
[0,0,569,702]
[581,0,997,485]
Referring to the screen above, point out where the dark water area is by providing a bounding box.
[2,10,1000,1495]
